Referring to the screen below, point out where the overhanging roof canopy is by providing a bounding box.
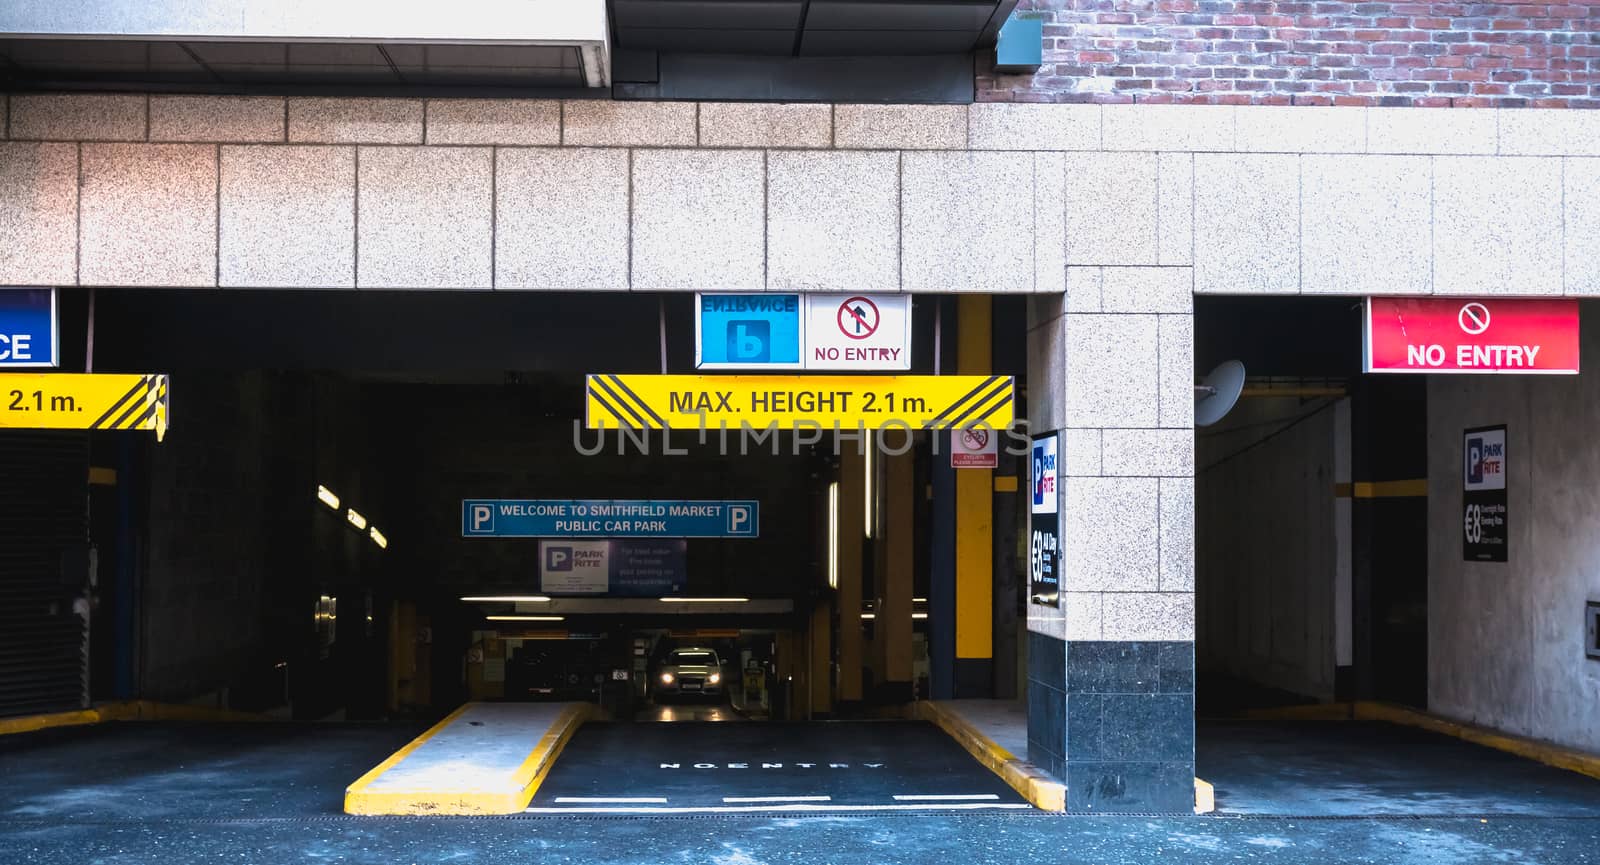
[611,0,1017,56]
[0,0,610,90]
[0,0,1018,95]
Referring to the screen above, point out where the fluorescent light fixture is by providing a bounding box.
[659,597,750,603]
[827,481,839,589]
[346,508,367,530]
[913,598,927,604]
[913,612,928,620]
[486,615,565,622]
[460,596,552,603]
[316,485,340,510]
[369,527,387,549]
[860,613,876,620]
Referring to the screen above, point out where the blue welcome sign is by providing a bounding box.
[463,499,758,538]
[695,293,801,369]
[0,288,57,368]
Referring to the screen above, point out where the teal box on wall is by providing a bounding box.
[995,13,1044,73]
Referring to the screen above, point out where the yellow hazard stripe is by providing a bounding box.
[88,376,151,430]
[586,375,659,429]
[585,375,1015,430]
[1334,480,1427,498]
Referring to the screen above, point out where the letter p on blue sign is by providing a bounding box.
[728,320,770,362]
[726,504,755,536]
[467,503,495,534]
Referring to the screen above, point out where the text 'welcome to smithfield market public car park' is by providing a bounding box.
[2,0,1600,862]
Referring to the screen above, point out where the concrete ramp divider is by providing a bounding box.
[915,700,1215,815]
[345,702,597,816]
[912,701,1066,812]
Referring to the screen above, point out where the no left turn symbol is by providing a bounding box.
[1459,302,1491,335]
[838,296,880,340]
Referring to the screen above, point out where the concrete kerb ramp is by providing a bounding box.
[914,701,1215,815]
[345,702,597,816]
[911,701,1066,813]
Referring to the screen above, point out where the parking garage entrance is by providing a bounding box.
[9,287,1031,809]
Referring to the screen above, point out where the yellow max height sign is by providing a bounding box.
[0,374,170,440]
[586,374,1014,430]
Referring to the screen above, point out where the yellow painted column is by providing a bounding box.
[955,296,994,668]
[809,601,833,718]
[836,445,865,702]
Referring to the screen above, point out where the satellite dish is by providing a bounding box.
[1194,361,1246,427]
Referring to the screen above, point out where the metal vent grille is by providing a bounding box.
[0,431,90,718]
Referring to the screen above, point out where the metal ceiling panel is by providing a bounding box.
[804,1,1002,31]
[608,0,1012,56]
[620,28,795,54]
[611,1,804,29]
[801,29,982,56]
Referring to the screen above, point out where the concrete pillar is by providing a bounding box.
[1024,267,1196,813]
[871,448,915,698]
[835,444,865,705]
[954,295,994,695]
[808,601,833,719]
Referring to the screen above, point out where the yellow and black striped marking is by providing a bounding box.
[584,374,1014,431]
[0,373,170,438]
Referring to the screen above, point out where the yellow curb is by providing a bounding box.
[0,701,268,736]
[0,708,105,736]
[1354,701,1600,783]
[913,701,1065,812]
[344,703,596,816]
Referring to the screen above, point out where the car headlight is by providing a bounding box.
[660,672,674,684]
[708,673,721,684]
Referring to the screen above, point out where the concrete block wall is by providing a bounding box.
[5,92,1600,806]
[1026,266,1197,812]
[1427,309,1600,755]
[3,96,1598,294]
[982,0,1600,108]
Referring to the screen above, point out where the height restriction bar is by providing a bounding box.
[0,373,170,440]
[585,374,1013,430]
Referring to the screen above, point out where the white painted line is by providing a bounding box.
[891,794,1002,801]
[525,803,1033,815]
[552,797,669,804]
[722,795,832,803]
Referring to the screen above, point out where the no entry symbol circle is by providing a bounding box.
[837,296,880,340]
[1459,302,1491,335]
[962,428,990,450]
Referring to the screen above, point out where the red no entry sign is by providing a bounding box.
[837,296,879,340]
[1365,297,1579,374]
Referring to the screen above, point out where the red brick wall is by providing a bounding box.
[978,0,1600,107]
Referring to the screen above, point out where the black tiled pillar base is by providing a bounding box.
[1027,631,1195,813]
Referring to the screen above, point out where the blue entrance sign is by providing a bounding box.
[0,288,57,368]
[463,499,759,538]
[695,293,801,369]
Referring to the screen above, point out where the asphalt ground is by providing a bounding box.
[1199,721,1600,818]
[0,718,1598,864]
[527,720,1028,812]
